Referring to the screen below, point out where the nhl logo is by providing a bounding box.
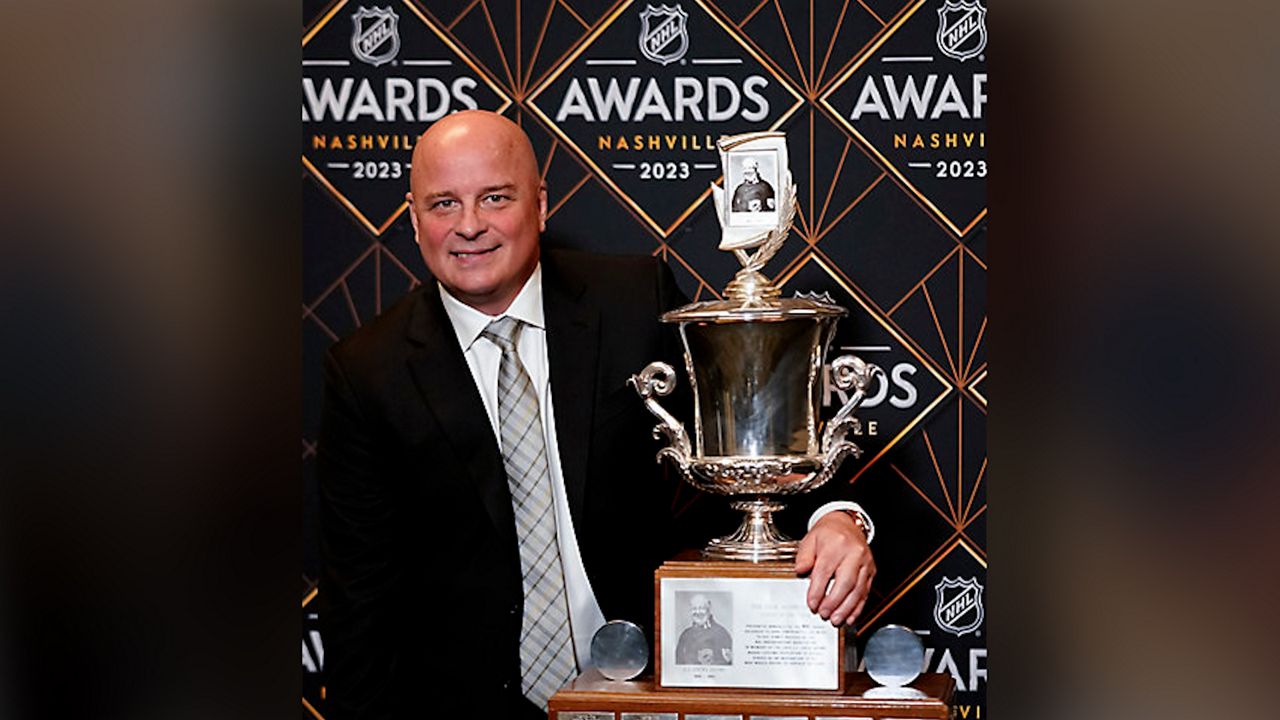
[936,0,987,62]
[638,4,689,66]
[350,6,400,67]
[933,576,984,636]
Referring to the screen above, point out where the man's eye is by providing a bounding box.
[484,194,510,204]
[430,198,456,210]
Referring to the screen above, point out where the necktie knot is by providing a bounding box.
[481,316,522,353]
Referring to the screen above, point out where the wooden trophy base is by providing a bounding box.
[549,668,956,719]
[654,551,845,693]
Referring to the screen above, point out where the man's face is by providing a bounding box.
[406,119,547,315]
[742,160,759,183]
[690,596,710,626]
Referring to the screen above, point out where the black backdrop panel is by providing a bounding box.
[302,1,987,716]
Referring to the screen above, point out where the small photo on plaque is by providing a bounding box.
[673,590,734,666]
[726,149,780,227]
[621,714,678,720]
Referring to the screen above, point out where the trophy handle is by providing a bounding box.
[628,361,693,467]
[821,355,884,457]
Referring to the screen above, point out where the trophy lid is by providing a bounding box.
[661,293,846,324]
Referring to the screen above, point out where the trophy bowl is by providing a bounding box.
[631,293,882,562]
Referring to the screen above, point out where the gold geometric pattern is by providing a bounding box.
[525,0,807,236]
[818,0,988,238]
[302,242,421,344]
[887,406,987,554]
[857,534,986,634]
[885,244,987,398]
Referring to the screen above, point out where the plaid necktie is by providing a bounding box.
[481,316,576,708]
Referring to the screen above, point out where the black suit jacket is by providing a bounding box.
[318,249,696,719]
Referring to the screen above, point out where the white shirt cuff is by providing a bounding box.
[807,501,875,544]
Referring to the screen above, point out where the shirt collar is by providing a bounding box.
[437,263,545,352]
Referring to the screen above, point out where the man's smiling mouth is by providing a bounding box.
[451,246,499,257]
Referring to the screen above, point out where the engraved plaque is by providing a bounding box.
[656,560,843,691]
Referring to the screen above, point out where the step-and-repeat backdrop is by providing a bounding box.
[302,0,987,716]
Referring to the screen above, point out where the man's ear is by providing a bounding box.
[405,193,420,242]
[537,184,548,233]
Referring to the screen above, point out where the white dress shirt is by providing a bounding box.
[437,264,606,670]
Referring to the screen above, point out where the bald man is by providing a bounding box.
[318,111,874,719]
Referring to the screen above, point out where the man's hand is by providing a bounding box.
[794,511,876,626]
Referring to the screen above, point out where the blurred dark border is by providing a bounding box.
[0,2,300,718]
[989,2,1279,719]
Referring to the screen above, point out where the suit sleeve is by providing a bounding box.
[317,346,403,720]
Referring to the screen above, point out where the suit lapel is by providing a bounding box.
[404,289,514,546]
[542,254,599,527]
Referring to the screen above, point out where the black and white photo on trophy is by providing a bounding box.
[727,150,778,217]
[673,591,734,666]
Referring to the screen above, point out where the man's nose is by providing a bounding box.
[454,203,486,240]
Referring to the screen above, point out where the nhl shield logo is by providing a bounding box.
[638,4,689,66]
[350,6,400,67]
[936,0,987,62]
[933,576,984,636]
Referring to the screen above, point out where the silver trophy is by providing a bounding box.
[630,132,883,562]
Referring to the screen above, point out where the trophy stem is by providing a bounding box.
[703,497,798,562]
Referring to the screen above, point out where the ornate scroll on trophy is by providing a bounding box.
[631,131,883,563]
